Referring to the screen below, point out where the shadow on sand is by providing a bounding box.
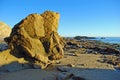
[0,62,120,80]
[0,43,8,52]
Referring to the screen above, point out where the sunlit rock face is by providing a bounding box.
[0,22,11,39]
[5,11,64,69]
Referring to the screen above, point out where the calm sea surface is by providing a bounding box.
[93,37,120,44]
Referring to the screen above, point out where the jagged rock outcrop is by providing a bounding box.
[0,21,11,39]
[5,11,64,69]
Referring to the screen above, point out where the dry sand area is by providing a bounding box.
[0,50,120,80]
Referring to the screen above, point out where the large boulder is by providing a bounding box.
[5,11,64,69]
[0,21,11,39]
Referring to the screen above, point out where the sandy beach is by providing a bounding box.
[0,48,120,80]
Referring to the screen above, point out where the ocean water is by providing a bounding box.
[93,37,120,44]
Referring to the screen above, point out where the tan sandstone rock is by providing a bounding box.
[0,21,11,38]
[5,11,64,69]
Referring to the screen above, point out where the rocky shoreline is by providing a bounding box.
[1,36,120,70]
[64,37,120,69]
[0,38,120,80]
[0,37,120,80]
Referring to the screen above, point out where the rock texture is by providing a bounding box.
[0,21,11,38]
[5,11,64,69]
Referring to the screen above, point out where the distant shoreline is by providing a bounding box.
[64,36,120,44]
[89,37,120,44]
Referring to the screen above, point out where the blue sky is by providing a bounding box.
[0,0,120,37]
